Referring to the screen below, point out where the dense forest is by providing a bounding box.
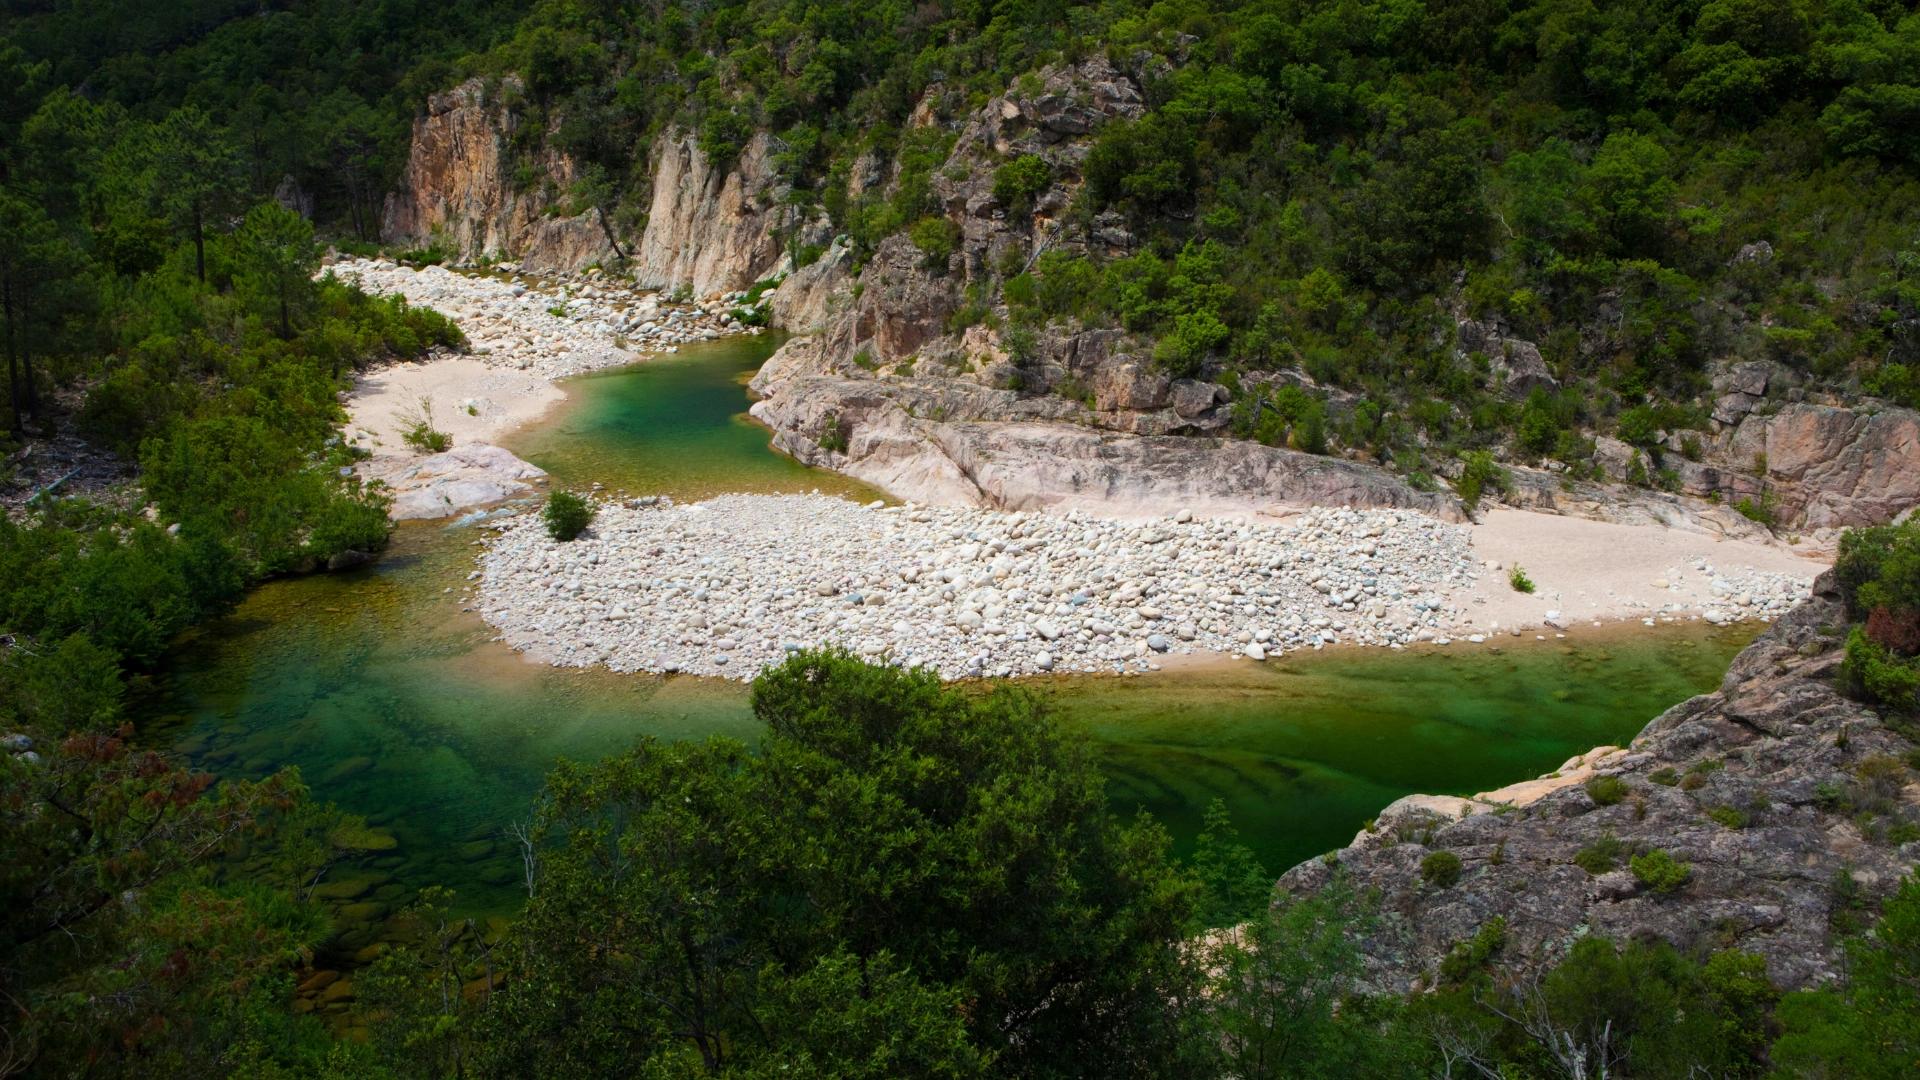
[102,0,1913,488]
[4,0,1920,1076]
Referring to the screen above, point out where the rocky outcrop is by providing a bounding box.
[750,353,1461,519]
[744,56,1460,519]
[1279,575,1920,991]
[631,130,804,296]
[363,444,548,521]
[1455,319,1560,398]
[1724,401,1920,528]
[382,77,616,273]
[765,240,854,331]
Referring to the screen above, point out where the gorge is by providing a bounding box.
[6,1,1920,1074]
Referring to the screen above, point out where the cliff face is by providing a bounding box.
[384,68,1920,527]
[630,130,804,296]
[1279,575,1920,991]
[746,57,1458,518]
[382,78,615,273]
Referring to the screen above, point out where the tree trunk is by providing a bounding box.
[3,270,19,437]
[21,341,35,420]
[596,206,627,265]
[192,198,206,283]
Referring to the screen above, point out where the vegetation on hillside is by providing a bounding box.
[0,27,465,1071]
[420,0,1920,485]
[5,2,1920,1075]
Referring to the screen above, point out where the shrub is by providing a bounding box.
[1844,627,1920,713]
[1509,565,1535,593]
[399,397,451,453]
[1151,310,1231,379]
[908,216,960,270]
[1437,916,1506,984]
[1630,849,1692,894]
[1453,451,1509,513]
[991,154,1053,216]
[817,412,849,454]
[1707,805,1750,829]
[1735,491,1779,527]
[543,491,593,542]
[1585,775,1630,807]
[1421,850,1463,888]
[1650,766,1679,786]
[1575,833,1628,874]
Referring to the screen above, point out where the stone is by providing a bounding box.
[382,77,616,272]
[1279,575,1916,992]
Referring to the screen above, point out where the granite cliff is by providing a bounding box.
[381,77,618,273]
[1278,573,1920,991]
[381,64,1920,528]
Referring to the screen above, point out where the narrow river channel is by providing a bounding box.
[139,333,1756,926]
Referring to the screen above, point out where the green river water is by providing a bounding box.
[140,333,1755,922]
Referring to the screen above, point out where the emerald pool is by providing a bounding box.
[139,334,1756,920]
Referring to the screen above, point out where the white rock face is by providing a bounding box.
[476,495,1486,679]
[364,445,548,520]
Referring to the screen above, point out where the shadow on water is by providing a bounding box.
[139,332,1758,927]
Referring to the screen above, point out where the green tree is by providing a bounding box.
[992,154,1053,216]
[233,200,320,338]
[1200,881,1413,1078]
[1191,798,1271,928]
[143,107,245,283]
[1771,873,1920,1077]
[473,650,1204,1076]
[1583,132,1676,257]
[0,186,60,434]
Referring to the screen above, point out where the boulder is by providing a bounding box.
[1278,576,1919,991]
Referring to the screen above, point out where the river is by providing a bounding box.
[139,333,1756,929]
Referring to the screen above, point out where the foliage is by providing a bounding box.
[1191,797,1270,928]
[1585,774,1631,807]
[992,154,1052,217]
[1198,880,1413,1078]
[440,649,1203,1076]
[399,396,452,453]
[1575,833,1629,875]
[1509,565,1535,593]
[1630,849,1694,894]
[817,410,849,453]
[542,491,593,542]
[1454,452,1509,514]
[1421,850,1464,888]
[1771,872,1920,1079]
[1835,519,1920,712]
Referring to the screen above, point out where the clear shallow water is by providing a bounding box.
[140,334,1755,922]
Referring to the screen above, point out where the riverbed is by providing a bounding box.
[139,333,1760,937]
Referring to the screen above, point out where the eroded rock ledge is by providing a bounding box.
[749,341,1462,521]
[1279,574,1920,991]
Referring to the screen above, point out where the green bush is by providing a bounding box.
[1453,451,1509,514]
[1707,805,1750,829]
[991,154,1052,216]
[1509,565,1535,593]
[1574,833,1628,874]
[1437,916,1507,984]
[1585,774,1630,807]
[1630,849,1693,894]
[399,398,451,453]
[543,491,594,542]
[908,216,960,270]
[817,412,849,453]
[1421,849,1463,888]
